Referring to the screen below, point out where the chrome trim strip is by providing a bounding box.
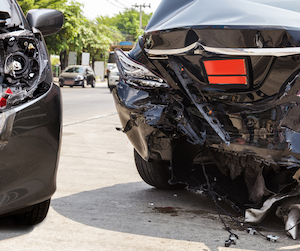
[145,41,300,57]
[145,42,199,55]
[200,44,300,56]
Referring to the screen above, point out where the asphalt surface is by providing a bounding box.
[0,80,299,251]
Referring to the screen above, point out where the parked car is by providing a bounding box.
[108,67,119,91]
[113,0,300,240]
[59,65,95,88]
[0,1,63,224]
[106,51,117,89]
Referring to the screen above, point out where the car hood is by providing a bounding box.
[59,72,82,78]
[146,0,300,32]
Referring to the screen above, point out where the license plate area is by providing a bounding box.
[65,80,74,85]
[201,57,250,90]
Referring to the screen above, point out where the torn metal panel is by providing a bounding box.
[285,205,300,239]
[245,187,300,223]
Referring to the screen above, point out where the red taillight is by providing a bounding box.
[0,88,13,107]
[203,59,248,85]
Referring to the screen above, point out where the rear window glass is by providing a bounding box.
[248,0,300,13]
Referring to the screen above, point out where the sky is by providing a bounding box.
[78,0,162,19]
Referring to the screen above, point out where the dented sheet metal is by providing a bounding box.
[113,0,300,241]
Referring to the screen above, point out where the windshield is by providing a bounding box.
[64,67,85,73]
[0,0,22,29]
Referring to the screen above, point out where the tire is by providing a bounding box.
[82,79,87,88]
[59,84,63,87]
[19,199,51,225]
[91,79,95,88]
[134,149,184,190]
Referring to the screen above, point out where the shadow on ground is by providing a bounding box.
[0,215,33,240]
[50,182,287,243]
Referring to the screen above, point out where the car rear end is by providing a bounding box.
[113,0,300,239]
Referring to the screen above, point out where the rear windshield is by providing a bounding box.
[64,67,84,73]
[249,0,300,13]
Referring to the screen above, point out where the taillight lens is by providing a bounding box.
[203,59,248,85]
[115,49,170,88]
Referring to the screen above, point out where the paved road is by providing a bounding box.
[0,81,298,251]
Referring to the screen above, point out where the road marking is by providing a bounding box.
[63,112,118,127]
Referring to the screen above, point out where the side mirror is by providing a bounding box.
[26,9,64,36]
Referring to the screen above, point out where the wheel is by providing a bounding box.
[59,84,63,87]
[134,149,184,190]
[91,79,95,88]
[18,199,51,225]
[82,79,87,88]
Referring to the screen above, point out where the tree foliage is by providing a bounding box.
[99,9,152,41]
[18,1,152,69]
[18,0,67,15]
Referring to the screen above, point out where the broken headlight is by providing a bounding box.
[0,31,48,109]
[115,49,170,88]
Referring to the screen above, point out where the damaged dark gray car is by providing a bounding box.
[0,0,63,225]
[113,0,300,241]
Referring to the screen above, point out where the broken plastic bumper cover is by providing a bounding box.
[113,48,300,240]
[113,0,300,239]
[0,82,61,215]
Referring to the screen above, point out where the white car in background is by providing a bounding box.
[108,67,119,91]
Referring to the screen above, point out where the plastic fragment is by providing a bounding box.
[224,239,232,247]
[285,206,300,239]
[266,235,279,242]
[224,233,238,247]
[247,228,257,235]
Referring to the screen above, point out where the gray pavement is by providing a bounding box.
[0,81,298,250]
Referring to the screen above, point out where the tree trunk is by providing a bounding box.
[60,50,68,71]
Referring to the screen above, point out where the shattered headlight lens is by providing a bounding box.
[0,31,49,109]
[115,49,170,88]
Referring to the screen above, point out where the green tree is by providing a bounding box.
[106,8,152,41]
[18,0,67,15]
[78,21,123,67]
[44,0,84,69]
[18,1,147,70]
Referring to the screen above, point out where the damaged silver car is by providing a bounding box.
[113,0,300,241]
[0,0,63,225]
